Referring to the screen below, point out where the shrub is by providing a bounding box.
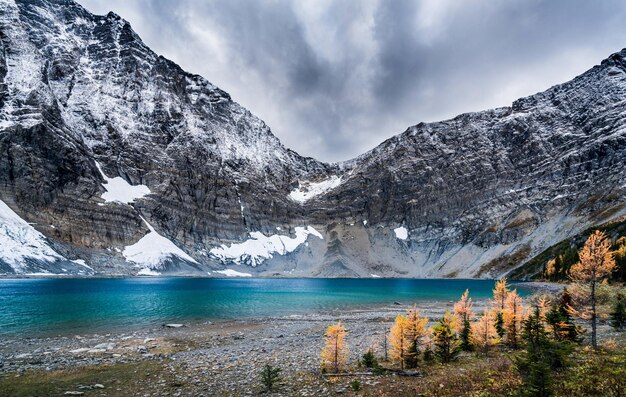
[609,294,626,331]
[260,364,281,392]
[361,350,378,368]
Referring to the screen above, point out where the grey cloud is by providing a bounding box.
[78,0,626,162]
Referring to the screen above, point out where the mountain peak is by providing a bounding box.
[601,47,626,68]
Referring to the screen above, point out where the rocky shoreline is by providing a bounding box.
[0,285,600,397]
[2,282,617,396]
[0,300,474,393]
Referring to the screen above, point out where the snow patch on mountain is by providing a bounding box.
[123,217,198,269]
[394,226,408,240]
[137,268,161,276]
[210,226,323,266]
[289,176,342,203]
[214,269,253,277]
[0,199,64,272]
[95,162,151,204]
[71,259,94,272]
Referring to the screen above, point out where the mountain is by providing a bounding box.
[1,0,625,277]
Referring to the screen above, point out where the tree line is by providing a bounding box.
[316,230,626,396]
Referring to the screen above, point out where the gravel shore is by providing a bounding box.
[0,299,483,395]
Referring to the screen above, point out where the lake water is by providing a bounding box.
[0,278,529,337]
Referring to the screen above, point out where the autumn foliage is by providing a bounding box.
[388,314,411,369]
[493,277,510,311]
[317,255,622,394]
[503,289,524,348]
[320,321,348,373]
[569,230,616,283]
[472,309,500,353]
[405,306,429,367]
[569,230,616,349]
[454,289,474,323]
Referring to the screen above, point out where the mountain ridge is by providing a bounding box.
[0,0,625,277]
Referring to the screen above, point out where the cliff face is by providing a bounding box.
[1,0,625,277]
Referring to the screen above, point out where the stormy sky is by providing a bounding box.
[78,0,626,162]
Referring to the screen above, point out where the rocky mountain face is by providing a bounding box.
[1,0,625,277]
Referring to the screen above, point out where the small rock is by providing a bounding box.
[163,324,185,328]
[64,392,84,396]
[93,343,115,350]
[400,370,422,377]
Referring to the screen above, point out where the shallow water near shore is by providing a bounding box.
[0,278,530,337]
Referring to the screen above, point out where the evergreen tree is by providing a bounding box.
[544,290,581,343]
[260,364,282,392]
[454,289,474,351]
[613,237,626,282]
[361,349,379,368]
[494,311,505,339]
[609,294,626,331]
[433,311,460,363]
[460,318,473,351]
[423,344,434,362]
[404,341,420,369]
[515,307,572,397]
[422,333,435,363]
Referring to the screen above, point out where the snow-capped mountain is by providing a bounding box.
[1,0,625,277]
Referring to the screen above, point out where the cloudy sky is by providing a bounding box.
[78,0,626,162]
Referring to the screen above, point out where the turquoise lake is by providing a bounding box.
[0,278,529,337]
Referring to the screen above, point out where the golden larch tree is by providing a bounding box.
[454,289,474,328]
[388,314,411,370]
[471,309,500,354]
[503,289,524,348]
[405,306,429,367]
[492,277,510,311]
[545,258,557,279]
[320,321,348,373]
[569,230,616,349]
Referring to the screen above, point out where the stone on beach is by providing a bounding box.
[93,343,115,350]
[163,324,185,328]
